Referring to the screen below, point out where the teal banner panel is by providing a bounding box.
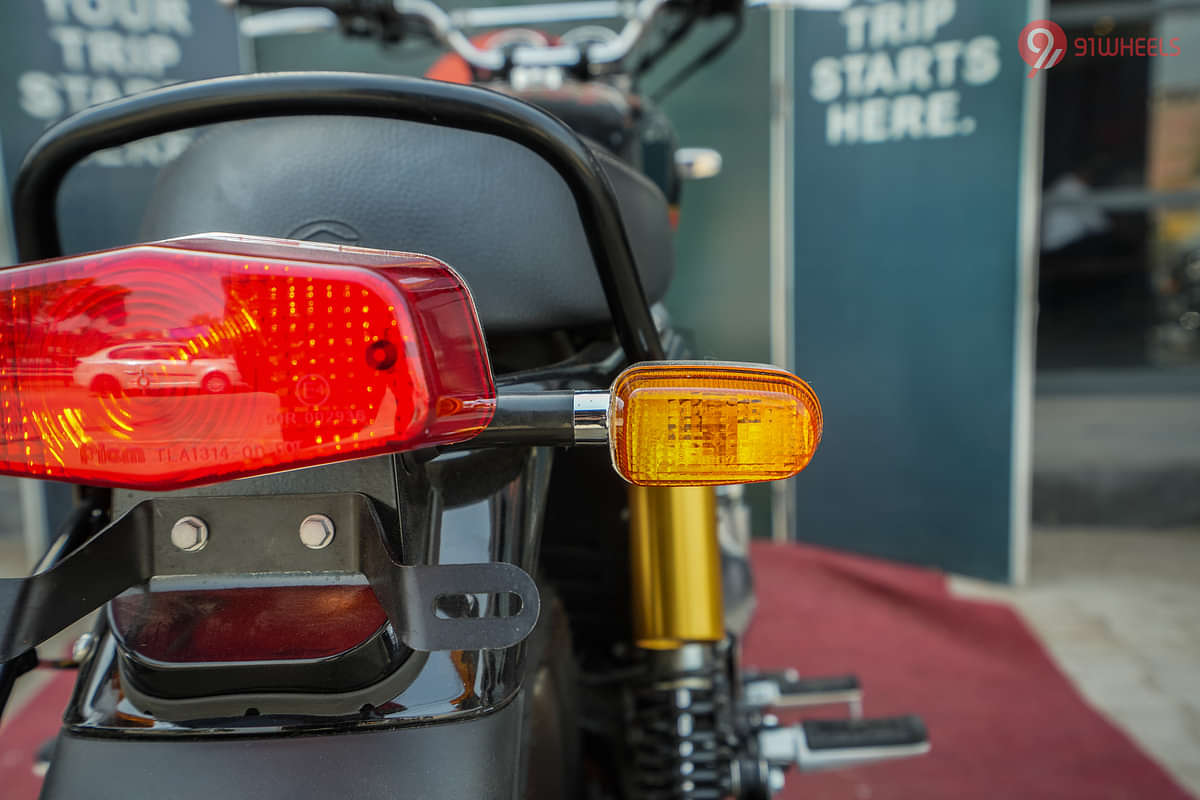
[0,0,242,255]
[789,0,1036,581]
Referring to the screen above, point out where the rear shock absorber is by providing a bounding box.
[624,484,735,799]
[626,644,735,800]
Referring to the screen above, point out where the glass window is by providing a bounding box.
[1039,3,1200,370]
[108,345,144,360]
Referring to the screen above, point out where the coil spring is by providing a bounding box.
[627,662,735,800]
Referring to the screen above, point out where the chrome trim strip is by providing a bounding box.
[573,391,610,444]
[451,1,628,29]
[1010,0,1047,585]
[769,5,796,544]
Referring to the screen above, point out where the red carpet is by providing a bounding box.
[743,542,1194,800]
[0,669,74,800]
[0,543,1191,799]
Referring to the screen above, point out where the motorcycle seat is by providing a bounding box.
[138,113,674,336]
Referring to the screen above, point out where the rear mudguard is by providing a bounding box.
[42,692,529,800]
[44,447,554,798]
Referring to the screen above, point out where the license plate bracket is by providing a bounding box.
[0,492,540,662]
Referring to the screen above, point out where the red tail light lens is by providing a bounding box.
[0,235,495,489]
[109,585,388,663]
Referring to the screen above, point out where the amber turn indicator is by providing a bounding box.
[608,362,822,486]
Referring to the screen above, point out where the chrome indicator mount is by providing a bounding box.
[572,391,610,443]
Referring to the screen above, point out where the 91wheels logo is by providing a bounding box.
[1019,20,1067,77]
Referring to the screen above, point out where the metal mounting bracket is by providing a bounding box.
[0,492,540,663]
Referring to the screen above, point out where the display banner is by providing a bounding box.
[788,0,1040,581]
[0,0,242,256]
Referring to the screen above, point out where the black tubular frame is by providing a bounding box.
[10,71,666,362]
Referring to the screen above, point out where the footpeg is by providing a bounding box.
[744,670,863,717]
[758,715,929,772]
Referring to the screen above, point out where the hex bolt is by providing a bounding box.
[170,516,209,552]
[768,768,786,793]
[299,514,335,549]
[71,632,96,665]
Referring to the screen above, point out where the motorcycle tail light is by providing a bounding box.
[608,362,822,486]
[0,235,495,490]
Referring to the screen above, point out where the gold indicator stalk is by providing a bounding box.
[629,484,724,649]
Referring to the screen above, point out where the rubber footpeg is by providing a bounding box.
[802,715,928,751]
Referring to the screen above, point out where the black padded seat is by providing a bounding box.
[138,115,674,334]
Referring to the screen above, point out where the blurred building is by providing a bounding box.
[1034,0,1200,528]
[1040,2,1200,370]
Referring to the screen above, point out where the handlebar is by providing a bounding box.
[234,0,698,75]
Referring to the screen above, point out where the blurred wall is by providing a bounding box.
[657,15,772,366]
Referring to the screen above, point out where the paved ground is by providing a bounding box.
[0,477,89,725]
[1033,373,1200,527]
[954,527,1200,796]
